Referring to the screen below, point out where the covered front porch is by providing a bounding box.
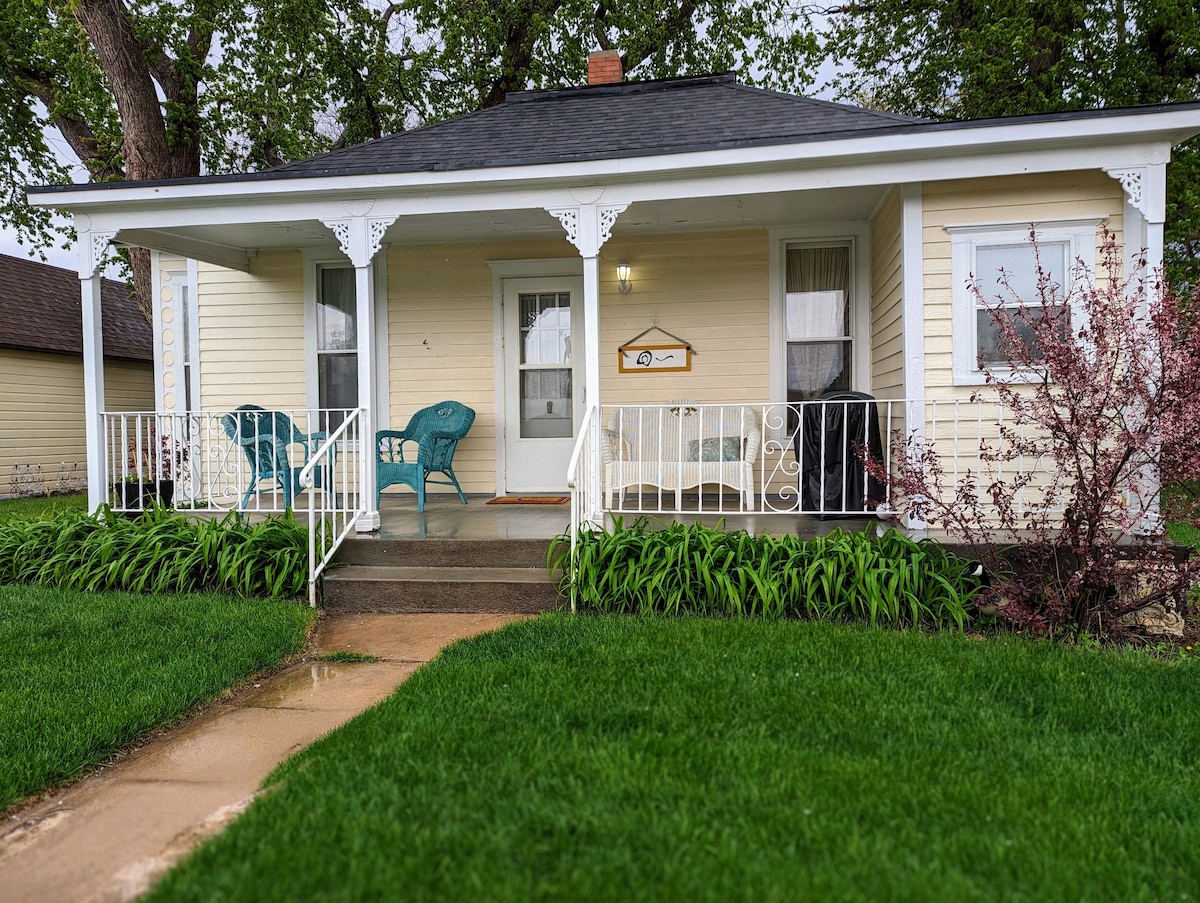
[28,71,1179,605]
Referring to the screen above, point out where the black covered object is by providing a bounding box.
[796,391,886,516]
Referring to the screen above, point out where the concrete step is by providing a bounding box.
[322,564,562,614]
[333,537,557,570]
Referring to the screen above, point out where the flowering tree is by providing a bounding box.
[879,229,1200,636]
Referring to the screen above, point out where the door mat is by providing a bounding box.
[486,496,570,505]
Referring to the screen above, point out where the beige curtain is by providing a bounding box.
[785,247,851,400]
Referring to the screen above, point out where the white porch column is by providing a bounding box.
[1106,159,1168,534]
[321,204,397,533]
[78,228,116,513]
[354,263,379,528]
[547,198,628,517]
[900,183,927,530]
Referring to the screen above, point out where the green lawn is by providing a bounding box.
[0,492,87,522]
[149,615,1200,902]
[0,584,314,811]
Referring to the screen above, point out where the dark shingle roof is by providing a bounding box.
[0,255,152,361]
[268,73,925,177]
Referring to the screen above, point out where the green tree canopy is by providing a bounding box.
[821,0,1200,285]
[0,0,818,315]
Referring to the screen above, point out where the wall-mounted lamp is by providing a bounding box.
[616,257,632,294]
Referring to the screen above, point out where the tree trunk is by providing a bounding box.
[71,0,186,322]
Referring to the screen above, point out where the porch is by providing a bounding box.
[100,395,1033,603]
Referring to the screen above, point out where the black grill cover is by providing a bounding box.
[796,391,886,516]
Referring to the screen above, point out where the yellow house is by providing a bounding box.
[25,62,1200,552]
[0,255,153,498]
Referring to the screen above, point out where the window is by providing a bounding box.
[317,266,357,429]
[518,291,573,439]
[785,245,852,403]
[949,220,1098,385]
[176,273,200,413]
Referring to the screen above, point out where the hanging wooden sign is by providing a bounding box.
[618,343,692,372]
[617,324,695,373]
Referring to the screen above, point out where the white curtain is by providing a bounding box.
[785,247,850,400]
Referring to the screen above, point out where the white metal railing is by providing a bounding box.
[301,408,363,608]
[580,398,1057,521]
[565,402,601,614]
[102,409,354,514]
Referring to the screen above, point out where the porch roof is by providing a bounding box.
[26,73,1200,271]
[28,73,1200,200]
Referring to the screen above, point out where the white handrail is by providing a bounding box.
[565,402,600,615]
[299,410,360,490]
[303,408,363,608]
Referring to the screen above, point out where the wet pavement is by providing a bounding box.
[0,612,525,903]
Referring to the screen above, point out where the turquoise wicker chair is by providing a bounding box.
[221,405,327,510]
[376,401,475,510]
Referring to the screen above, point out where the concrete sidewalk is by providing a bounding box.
[0,612,524,903]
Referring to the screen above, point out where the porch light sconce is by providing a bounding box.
[616,257,632,294]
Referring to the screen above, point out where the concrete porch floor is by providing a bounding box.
[364,492,900,541]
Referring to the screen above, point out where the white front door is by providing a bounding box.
[502,277,584,493]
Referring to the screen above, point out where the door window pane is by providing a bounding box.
[520,292,571,365]
[520,369,572,438]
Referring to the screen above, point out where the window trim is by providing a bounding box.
[768,225,870,410]
[303,252,389,431]
[948,218,1102,386]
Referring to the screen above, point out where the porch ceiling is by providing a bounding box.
[117,185,890,261]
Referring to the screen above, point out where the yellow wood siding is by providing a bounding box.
[385,230,770,496]
[600,231,770,404]
[869,188,905,398]
[386,237,568,496]
[196,251,306,413]
[0,350,153,490]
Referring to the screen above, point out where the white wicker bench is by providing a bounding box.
[602,401,760,510]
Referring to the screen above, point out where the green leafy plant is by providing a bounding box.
[549,518,982,630]
[0,507,318,599]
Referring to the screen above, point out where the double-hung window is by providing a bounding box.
[316,265,357,430]
[949,220,1098,385]
[785,244,853,403]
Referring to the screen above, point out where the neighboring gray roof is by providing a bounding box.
[0,255,152,361]
[266,74,924,177]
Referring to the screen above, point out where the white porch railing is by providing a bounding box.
[300,409,362,608]
[102,409,356,513]
[101,408,363,607]
[568,398,1060,538]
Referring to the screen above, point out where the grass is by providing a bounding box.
[0,584,315,811]
[148,615,1200,902]
[0,492,87,522]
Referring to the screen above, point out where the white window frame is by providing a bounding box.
[948,218,1101,386]
[768,225,870,410]
[302,251,389,432]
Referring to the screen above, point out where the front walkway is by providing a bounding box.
[0,612,525,903]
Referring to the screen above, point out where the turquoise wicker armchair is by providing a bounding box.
[221,405,327,510]
[376,401,475,510]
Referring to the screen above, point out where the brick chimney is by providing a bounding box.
[588,50,623,85]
